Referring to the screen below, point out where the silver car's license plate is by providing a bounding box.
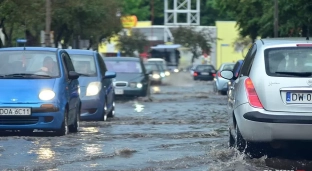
[286,92,312,103]
[115,89,124,95]
[0,108,31,115]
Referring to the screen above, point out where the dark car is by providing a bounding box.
[192,64,216,81]
[104,57,151,97]
[145,63,166,85]
[66,49,116,121]
[227,60,244,96]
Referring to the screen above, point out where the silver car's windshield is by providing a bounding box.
[105,60,142,73]
[0,51,59,78]
[265,47,312,77]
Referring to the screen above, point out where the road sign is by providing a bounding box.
[221,44,230,47]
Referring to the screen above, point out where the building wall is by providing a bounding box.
[215,21,244,69]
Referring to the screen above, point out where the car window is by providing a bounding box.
[70,54,97,76]
[97,53,107,76]
[239,44,257,76]
[147,61,167,70]
[105,60,142,73]
[0,50,60,77]
[221,64,234,71]
[196,65,214,72]
[265,47,312,77]
[145,64,159,72]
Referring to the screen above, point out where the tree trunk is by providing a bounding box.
[55,24,67,48]
[0,18,10,47]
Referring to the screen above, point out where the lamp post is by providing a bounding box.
[45,0,51,47]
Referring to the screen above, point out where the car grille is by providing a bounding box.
[114,82,128,87]
[0,117,39,125]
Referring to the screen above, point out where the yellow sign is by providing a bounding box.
[121,15,137,28]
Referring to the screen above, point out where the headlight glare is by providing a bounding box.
[152,74,160,79]
[160,72,165,77]
[136,83,143,88]
[39,89,55,101]
[165,71,170,76]
[86,82,102,96]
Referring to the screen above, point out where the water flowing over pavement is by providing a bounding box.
[1,72,312,171]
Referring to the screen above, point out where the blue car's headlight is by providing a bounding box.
[86,82,102,96]
[39,89,55,101]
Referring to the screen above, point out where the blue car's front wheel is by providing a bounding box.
[55,109,69,136]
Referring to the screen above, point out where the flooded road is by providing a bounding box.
[0,72,312,171]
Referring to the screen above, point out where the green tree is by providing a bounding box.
[201,0,234,26]
[52,0,122,49]
[0,0,44,47]
[116,30,148,56]
[171,26,216,62]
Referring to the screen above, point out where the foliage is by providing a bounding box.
[0,0,123,48]
[116,30,148,56]
[233,36,252,57]
[171,26,216,62]
[217,0,312,41]
[52,0,122,48]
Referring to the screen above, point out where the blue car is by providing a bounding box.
[66,49,116,121]
[0,47,81,136]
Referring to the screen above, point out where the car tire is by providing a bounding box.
[107,102,115,118]
[55,109,69,136]
[69,104,80,133]
[235,124,266,158]
[229,128,235,147]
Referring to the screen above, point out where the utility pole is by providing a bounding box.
[274,0,278,37]
[45,0,51,47]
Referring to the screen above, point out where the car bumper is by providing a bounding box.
[80,96,104,121]
[194,75,214,80]
[114,87,145,96]
[235,103,312,142]
[0,103,64,130]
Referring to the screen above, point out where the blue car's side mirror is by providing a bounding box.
[105,71,116,79]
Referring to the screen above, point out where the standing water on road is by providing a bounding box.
[0,72,312,170]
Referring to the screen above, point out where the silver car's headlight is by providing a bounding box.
[86,82,102,96]
[39,89,55,100]
[165,71,170,76]
[152,74,160,79]
[130,82,143,88]
[160,72,165,77]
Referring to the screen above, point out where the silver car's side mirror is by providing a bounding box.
[220,70,233,80]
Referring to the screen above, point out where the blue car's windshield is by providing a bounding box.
[70,54,97,76]
[0,51,59,78]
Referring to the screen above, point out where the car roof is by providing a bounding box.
[0,47,59,52]
[66,49,95,55]
[104,57,140,61]
[259,37,312,46]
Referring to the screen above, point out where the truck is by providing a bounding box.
[149,44,181,72]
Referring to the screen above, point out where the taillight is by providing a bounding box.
[212,73,216,77]
[244,78,263,108]
[218,72,221,77]
[193,72,198,76]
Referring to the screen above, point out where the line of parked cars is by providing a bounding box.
[220,38,312,158]
[0,47,155,136]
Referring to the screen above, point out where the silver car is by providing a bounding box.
[213,62,235,95]
[221,38,312,157]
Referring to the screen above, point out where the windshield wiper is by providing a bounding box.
[77,73,92,77]
[275,71,312,77]
[4,73,52,78]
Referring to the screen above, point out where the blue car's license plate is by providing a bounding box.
[0,108,31,115]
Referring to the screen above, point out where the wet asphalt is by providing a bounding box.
[1,72,312,171]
